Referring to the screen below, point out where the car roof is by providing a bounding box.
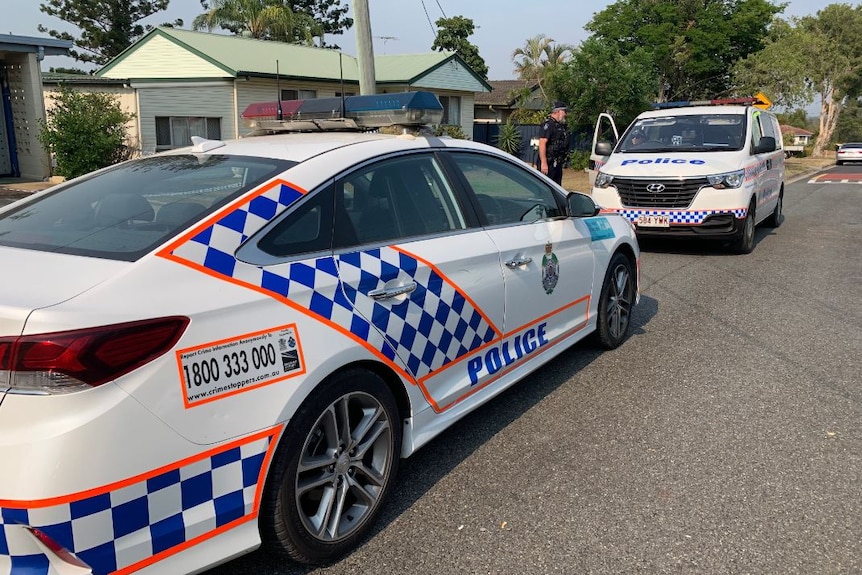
[164,130,497,163]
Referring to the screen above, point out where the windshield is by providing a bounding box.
[0,155,293,261]
[619,114,746,153]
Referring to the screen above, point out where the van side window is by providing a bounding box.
[750,112,765,153]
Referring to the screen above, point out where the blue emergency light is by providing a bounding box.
[241,91,444,131]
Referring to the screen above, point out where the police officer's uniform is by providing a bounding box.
[538,102,570,185]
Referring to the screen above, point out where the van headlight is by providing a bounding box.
[595,172,614,188]
[707,169,744,189]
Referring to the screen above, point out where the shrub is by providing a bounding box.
[568,149,590,171]
[434,124,468,139]
[39,86,136,179]
[495,121,522,156]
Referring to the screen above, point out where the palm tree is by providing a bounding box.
[192,0,322,45]
[512,34,555,102]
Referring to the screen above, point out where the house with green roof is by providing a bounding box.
[93,27,490,154]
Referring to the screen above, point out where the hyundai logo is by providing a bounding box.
[646,183,666,193]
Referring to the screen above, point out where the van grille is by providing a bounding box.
[614,177,708,208]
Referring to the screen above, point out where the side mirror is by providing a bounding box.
[754,136,776,154]
[567,192,600,218]
[595,141,613,156]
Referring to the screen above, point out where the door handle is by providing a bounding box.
[368,282,417,300]
[505,256,533,269]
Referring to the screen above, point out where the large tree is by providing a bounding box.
[586,0,783,102]
[512,34,574,103]
[286,0,352,47]
[38,0,181,66]
[431,16,488,80]
[732,4,862,155]
[547,37,655,132]
[193,0,322,44]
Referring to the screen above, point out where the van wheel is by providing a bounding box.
[731,200,756,254]
[764,191,783,228]
[593,252,635,349]
[261,369,401,564]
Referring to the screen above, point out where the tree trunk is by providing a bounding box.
[812,79,841,157]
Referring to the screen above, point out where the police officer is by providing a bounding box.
[538,101,570,185]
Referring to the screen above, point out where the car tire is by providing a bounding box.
[593,252,635,349]
[764,191,783,228]
[261,368,401,565]
[731,200,756,254]
[837,160,843,165]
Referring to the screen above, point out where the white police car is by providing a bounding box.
[590,98,785,253]
[0,92,639,573]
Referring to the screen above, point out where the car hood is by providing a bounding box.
[602,152,742,177]
[0,246,128,338]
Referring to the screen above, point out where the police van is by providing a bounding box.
[589,98,785,254]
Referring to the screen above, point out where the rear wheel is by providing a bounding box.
[731,200,756,254]
[594,252,635,349]
[261,369,401,564]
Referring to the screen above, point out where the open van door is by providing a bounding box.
[589,113,619,187]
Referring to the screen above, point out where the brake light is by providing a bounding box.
[0,317,189,394]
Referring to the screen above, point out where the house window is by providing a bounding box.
[438,95,461,126]
[335,92,356,97]
[281,89,317,100]
[155,117,221,150]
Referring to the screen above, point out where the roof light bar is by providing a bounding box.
[241,91,444,131]
[652,97,766,109]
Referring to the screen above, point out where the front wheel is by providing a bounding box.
[594,252,636,349]
[731,200,756,254]
[261,369,401,564]
[764,191,783,228]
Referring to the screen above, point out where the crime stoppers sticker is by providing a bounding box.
[177,324,305,407]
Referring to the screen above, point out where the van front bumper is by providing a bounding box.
[599,208,747,239]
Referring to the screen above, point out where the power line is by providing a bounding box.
[419,0,437,37]
[435,0,447,18]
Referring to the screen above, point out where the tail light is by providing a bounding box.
[0,317,189,395]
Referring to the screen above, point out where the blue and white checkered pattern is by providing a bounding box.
[609,208,747,225]
[166,183,497,380]
[1,435,272,575]
[337,248,496,377]
[168,181,304,276]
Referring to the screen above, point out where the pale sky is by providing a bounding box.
[3,0,850,79]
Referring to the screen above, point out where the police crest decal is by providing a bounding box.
[541,242,559,294]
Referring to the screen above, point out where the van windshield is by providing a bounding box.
[620,114,746,153]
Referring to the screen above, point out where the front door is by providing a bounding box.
[447,152,596,387]
[589,112,619,187]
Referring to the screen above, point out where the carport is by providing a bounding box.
[0,34,71,180]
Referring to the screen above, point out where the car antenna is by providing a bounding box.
[339,53,346,117]
[276,60,283,121]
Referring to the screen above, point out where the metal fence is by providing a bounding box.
[472,123,592,165]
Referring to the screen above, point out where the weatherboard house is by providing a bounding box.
[84,27,490,155]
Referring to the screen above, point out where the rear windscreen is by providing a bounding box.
[0,155,293,261]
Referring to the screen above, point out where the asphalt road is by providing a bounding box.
[199,166,861,574]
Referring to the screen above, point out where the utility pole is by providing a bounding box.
[353,0,376,95]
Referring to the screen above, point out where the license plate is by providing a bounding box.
[636,215,670,227]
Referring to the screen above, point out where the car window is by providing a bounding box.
[449,152,563,226]
[0,155,292,261]
[334,154,467,247]
[250,154,467,259]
